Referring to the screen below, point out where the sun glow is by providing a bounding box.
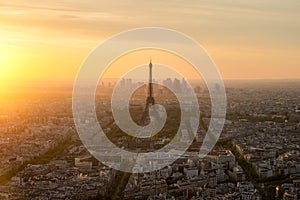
[0,44,21,89]
[0,46,10,81]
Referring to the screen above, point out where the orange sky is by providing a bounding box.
[0,0,299,88]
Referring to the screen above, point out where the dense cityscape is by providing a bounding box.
[0,78,299,200]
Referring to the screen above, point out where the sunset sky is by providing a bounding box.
[0,0,299,88]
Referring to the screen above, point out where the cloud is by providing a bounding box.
[0,43,23,49]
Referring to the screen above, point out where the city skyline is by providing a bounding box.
[0,1,300,199]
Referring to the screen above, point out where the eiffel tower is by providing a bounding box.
[141,59,155,125]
